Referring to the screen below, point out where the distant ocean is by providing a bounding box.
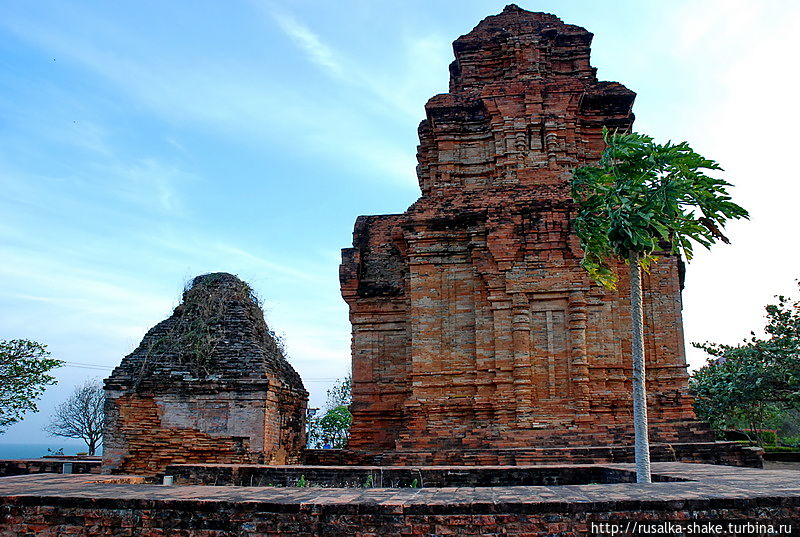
[0,443,102,459]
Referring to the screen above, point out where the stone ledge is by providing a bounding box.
[2,464,798,536]
[164,462,689,488]
[303,442,764,468]
[0,459,101,477]
[0,463,797,511]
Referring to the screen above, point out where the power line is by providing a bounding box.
[304,379,339,382]
[67,361,112,368]
[61,362,114,371]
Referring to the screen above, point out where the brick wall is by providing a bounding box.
[165,463,688,487]
[5,502,797,536]
[103,389,306,475]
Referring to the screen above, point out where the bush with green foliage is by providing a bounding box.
[764,445,800,453]
[307,375,352,449]
[717,429,780,445]
[781,435,800,448]
[691,282,800,445]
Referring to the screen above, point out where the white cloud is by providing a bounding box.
[265,6,450,121]
[271,11,344,77]
[675,0,759,54]
[0,156,190,221]
[206,244,330,285]
[0,4,435,189]
[100,158,190,215]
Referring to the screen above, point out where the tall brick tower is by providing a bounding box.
[339,5,721,464]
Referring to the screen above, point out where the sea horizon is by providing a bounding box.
[0,442,102,459]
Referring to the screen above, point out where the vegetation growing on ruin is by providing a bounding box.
[136,273,263,384]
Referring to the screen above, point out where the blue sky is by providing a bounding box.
[1,0,799,448]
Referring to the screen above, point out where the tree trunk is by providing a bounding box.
[629,251,651,483]
[88,439,96,456]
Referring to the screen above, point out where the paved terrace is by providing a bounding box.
[1,463,799,535]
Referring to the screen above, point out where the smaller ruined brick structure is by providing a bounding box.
[103,273,307,475]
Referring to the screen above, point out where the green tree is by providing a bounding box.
[691,283,800,443]
[45,379,105,455]
[571,128,748,482]
[307,375,352,449]
[316,405,352,448]
[0,339,63,433]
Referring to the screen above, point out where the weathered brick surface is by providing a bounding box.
[103,273,308,475]
[1,464,798,536]
[165,463,687,487]
[340,5,719,460]
[304,442,764,468]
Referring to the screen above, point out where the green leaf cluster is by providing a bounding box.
[571,128,749,288]
[0,339,63,433]
[691,282,800,442]
[307,375,352,449]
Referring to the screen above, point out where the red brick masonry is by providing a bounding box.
[0,463,797,536]
[341,4,729,461]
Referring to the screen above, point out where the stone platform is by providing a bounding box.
[0,458,101,477]
[1,463,797,535]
